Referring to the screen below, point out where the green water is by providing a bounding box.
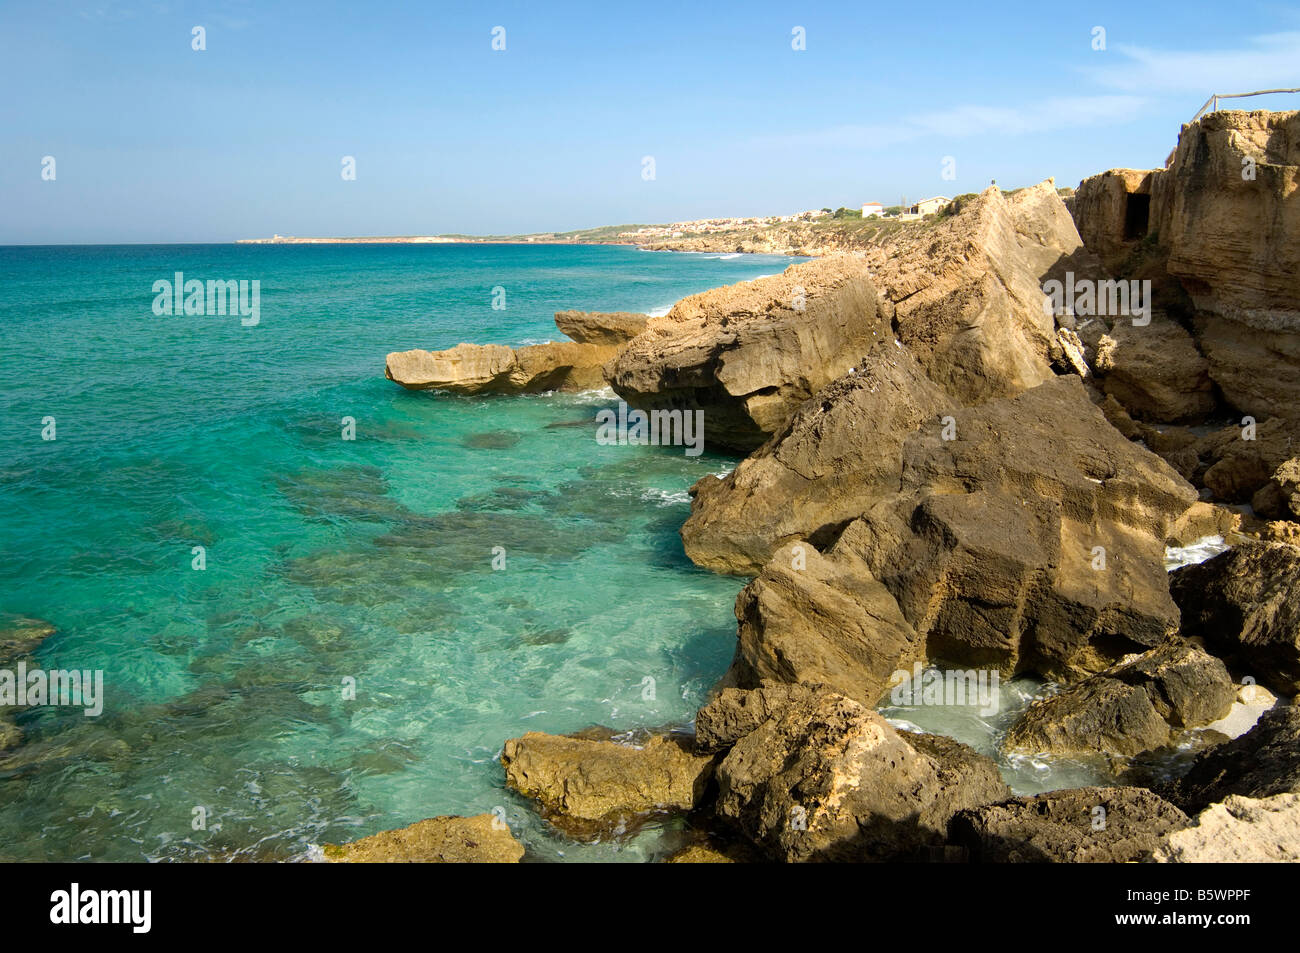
[0,242,802,861]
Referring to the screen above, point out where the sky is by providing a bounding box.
[2,0,1299,243]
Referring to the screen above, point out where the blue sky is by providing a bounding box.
[3,0,1300,243]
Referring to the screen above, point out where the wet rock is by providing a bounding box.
[1003,641,1234,759]
[461,430,524,450]
[322,813,524,863]
[713,689,1009,861]
[554,310,649,346]
[1151,793,1300,862]
[1170,541,1300,695]
[663,844,737,863]
[948,786,1188,862]
[607,255,887,452]
[1157,706,1300,814]
[501,730,717,838]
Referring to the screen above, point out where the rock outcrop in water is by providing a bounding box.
[322,814,525,863]
[711,688,1008,861]
[1002,640,1234,760]
[606,256,887,452]
[1170,541,1300,695]
[386,340,618,394]
[1156,706,1300,814]
[500,729,717,838]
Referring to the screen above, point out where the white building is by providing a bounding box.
[860,202,884,218]
[910,196,951,216]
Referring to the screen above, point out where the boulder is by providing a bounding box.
[606,255,888,452]
[948,787,1189,862]
[663,844,737,863]
[713,689,1009,861]
[553,310,649,345]
[681,341,949,574]
[860,181,1105,405]
[695,681,819,753]
[1092,315,1215,422]
[1157,706,1300,814]
[385,340,618,394]
[689,377,1196,682]
[729,540,923,707]
[1252,458,1300,521]
[1170,541,1300,695]
[1151,793,1300,862]
[1200,416,1300,503]
[1003,641,1234,759]
[500,729,716,838]
[321,814,525,863]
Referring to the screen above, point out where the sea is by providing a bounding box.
[0,242,1229,862]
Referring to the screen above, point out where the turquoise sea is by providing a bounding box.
[0,242,803,862]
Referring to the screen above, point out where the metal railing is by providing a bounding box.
[1191,88,1300,122]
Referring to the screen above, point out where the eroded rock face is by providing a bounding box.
[860,181,1103,405]
[948,787,1189,863]
[1068,169,1155,268]
[695,681,819,753]
[1200,416,1300,503]
[1093,315,1215,422]
[500,730,716,838]
[1152,793,1300,863]
[553,310,649,346]
[713,689,1008,862]
[682,342,949,574]
[1003,641,1235,759]
[1157,706,1300,814]
[729,540,923,707]
[607,256,887,452]
[385,341,618,394]
[1170,541,1300,695]
[322,814,525,863]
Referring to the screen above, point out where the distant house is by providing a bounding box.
[910,196,951,216]
[860,202,884,218]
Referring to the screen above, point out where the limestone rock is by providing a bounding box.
[1170,541,1300,694]
[385,340,618,394]
[1151,111,1300,418]
[553,310,649,346]
[1152,793,1300,862]
[1093,315,1215,422]
[729,539,923,707]
[1200,416,1300,503]
[948,787,1188,862]
[713,689,1008,861]
[500,730,716,838]
[860,181,1104,405]
[322,814,524,863]
[695,681,819,753]
[1004,641,1234,759]
[606,255,887,452]
[681,341,949,574]
[1157,706,1300,814]
[1252,458,1300,521]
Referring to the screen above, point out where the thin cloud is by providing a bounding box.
[752,95,1147,151]
[1086,31,1300,94]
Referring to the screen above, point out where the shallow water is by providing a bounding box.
[0,243,802,861]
